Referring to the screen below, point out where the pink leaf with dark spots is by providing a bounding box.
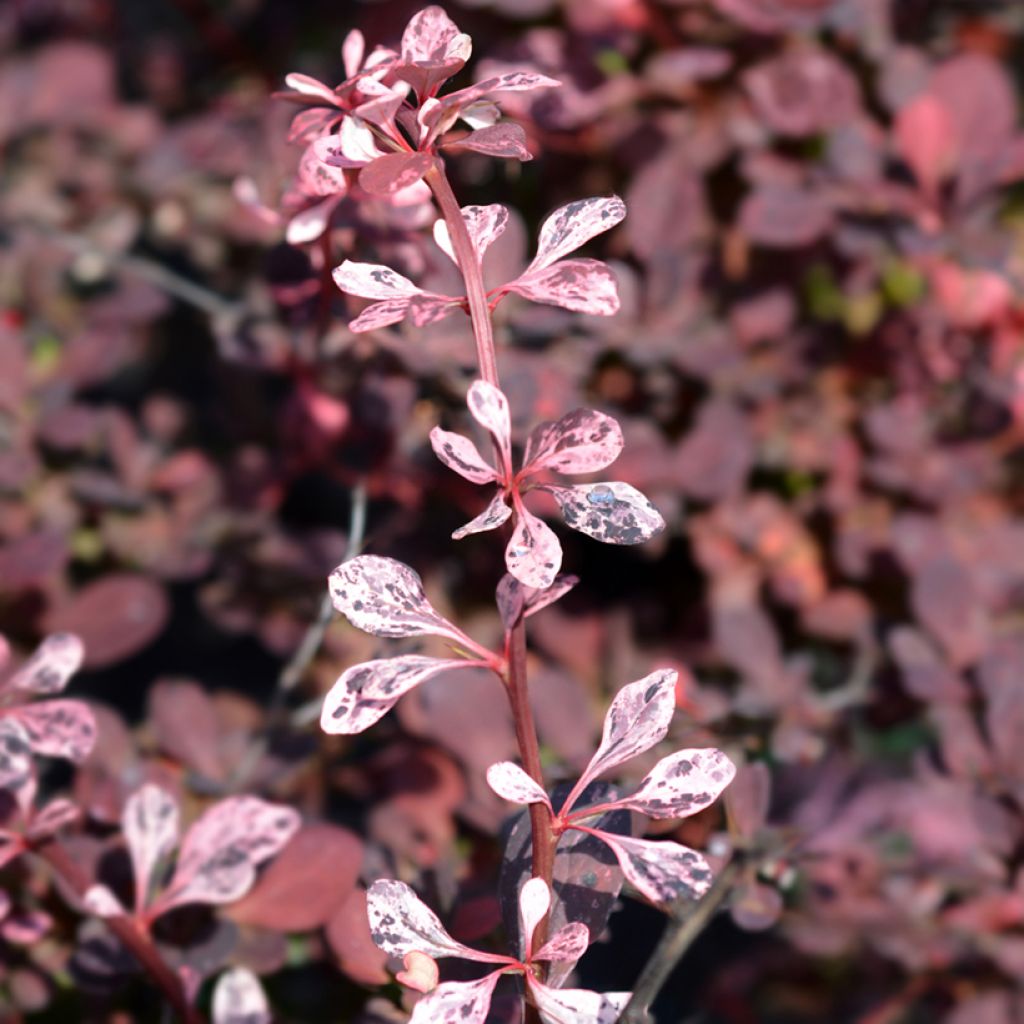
[533,923,589,964]
[359,152,433,195]
[452,123,532,160]
[348,298,414,333]
[122,785,179,915]
[487,761,552,809]
[429,427,496,484]
[524,409,624,475]
[528,197,626,272]
[400,6,471,64]
[408,975,503,1024]
[452,492,512,540]
[508,259,621,316]
[11,699,96,762]
[545,482,665,545]
[329,555,466,642]
[467,380,512,458]
[212,967,270,1024]
[572,670,678,798]
[333,261,422,300]
[506,507,562,590]
[296,143,348,197]
[895,94,957,197]
[495,574,579,631]
[582,830,714,905]
[0,719,34,806]
[528,980,630,1024]
[406,294,463,327]
[433,204,510,264]
[321,656,474,735]
[7,633,83,694]
[614,748,736,819]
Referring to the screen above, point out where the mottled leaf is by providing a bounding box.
[613,748,736,819]
[409,974,502,1024]
[529,980,630,1024]
[430,428,497,485]
[452,123,532,160]
[7,633,83,694]
[348,298,414,333]
[10,699,96,762]
[509,259,620,315]
[467,380,511,459]
[0,719,34,807]
[359,152,433,196]
[433,204,510,264]
[524,409,623,475]
[315,119,385,168]
[333,261,422,300]
[546,482,665,545]
[495,574,579,632]
[528,197,626,272]
[487,761,552,808]
[533,922,589,964]
[122,784,179,915]
[400,6,471,64]
[505,507,563,590]
[212,967,270,1024]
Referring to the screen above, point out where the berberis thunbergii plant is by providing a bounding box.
[305,8,737,1022]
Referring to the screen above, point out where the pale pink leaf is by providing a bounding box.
[401,6,472,64]
[0,719,34,805]
[519,877,551,958]
[523,409,624,475]
[570,669,678,802]
[342,29,366,79]
[433,204,509,264]
[314,120,385,168]
[528,197,626,273]
[894,94,957,197]
[430,427,497,484]
[283,73,339,105]
[122,784,179,914]
[329,555,465,642]
[212,967,270,1024]
[156,798,300,915]
[409,974,503,1024]
[366,879,509,963]
[348,298,414,333]
[533,922,589,964]
[11,699,96,762]
[506,508,563,590]
[333,261,423,301]
[466,380,511,457]
[7,633,83,694]
[545,482,665,545]
[452,492,512,540]
[286,196,342,245]
[451,123,532,160]
[583,829,714,905]
[486,762,552,809]
[84,884,127,918]
[528,979,630,1024]
[615,748,736,819]
[396,951,440,993]
[2,909,52,945]
[508,259,621,316]
[321,655,473,735]
[495,574,579,631]
[359,152,433,195]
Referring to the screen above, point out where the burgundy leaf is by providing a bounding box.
[148,679,224,781]
[894,94,957,197]
[546,482,665,545]
[506,507,563,590]
[122,784,179,915]
[7,633,83,695]
[429,427,497,484]
[359,152,433,196]
[613,748,736,819]
[212,967,269,1024]
[523,409,623,475]
[452,492,513,540]
[326,888,390,986]
[528,197,626,272]
[9,699,96,762]
[452,123,532,160]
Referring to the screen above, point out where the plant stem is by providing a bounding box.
[619,858,742,1024]
[32,838,201,1024]
[423,160,500,387]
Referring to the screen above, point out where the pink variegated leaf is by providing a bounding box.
[286,196,342,246]
[354,86,408,132]
[569,669,677,804]
[212,967,270,1024]
[122,785,179,914]
[584,829,713,905]
[156,798,300,915]
[321,655,475,735]
[528,197,626,273]
[453,492,512,540]
[359,152,433,196]
[314,119,385,168]
[409,974,503,1024]
[407,293,463,327]
[486,762,552,810]
[288,107,338,144]
[519,877,550,958]
[296,144,348,198]
[27,798,79,841]
[401,6,472,64]
[10,699,96,762]
[283,73,340,105]
[431,72,561,128]
[348,298,414,333]
[7,633,84,694]
[0,719,34,806]
[506,507,563,590]
[523,410,624,476]
[615,748,736,820]
[528,979,630,1024]
[534,922,589,964]
[507,259,621,316]
[333,261,423,301]
[329,555,467,642]
[496,574,580,631]
[467,380,512,458]
[433,204,510,265]
[430,427,497,484]
[367,879,510,963]
[449,123,532,161]
[545,482,665,545]
[2,908,52,945]
[84,884,127,918]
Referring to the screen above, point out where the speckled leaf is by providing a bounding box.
[487,761,552,809]
[495,574,579,631]
[409,974,503,1024]
[366,879,508,963]
[524,410,624,475]
[333,261,422,300]
[505,508,562,590]
[328,555,465,642]
[430,427,496,485]
[466,381,511,458]
[0,719,34,807]
[571,669,677,801]
[11,699,96,762]
[156,798,300,915]
[546,482,665,546]
[7,633,83,694]
[582,829,713,905]
[212,967,270,1024]
[615,748,736,819]
[529,980,630,1024]
[528,197,626,272]
[508,259,621,316]
[321,656,474,735]
[400,6,471,63]
[430,72,561,129]
[533,923,589,964]
[407,294,461,327]
[122,784,179,915]
[359,152,433,195]
[348,298,414,333]
[433,204,509,264]
[452,492,512,540]
[453,123,532,161]
[519,877,550,956]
